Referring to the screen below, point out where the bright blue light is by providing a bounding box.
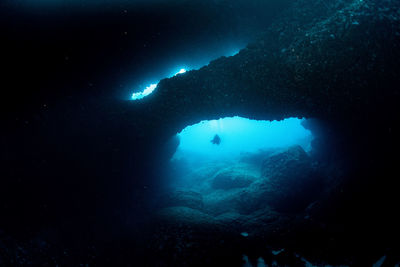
[175,68,186,75]
[129,45,243,101]
[131,68,187,100]
[129,45,244,101]
[173,117,312,161]
[131,83,158,100]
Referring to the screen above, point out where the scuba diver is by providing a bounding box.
[211,134,221,145]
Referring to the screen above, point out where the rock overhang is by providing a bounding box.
[125,0,399,145]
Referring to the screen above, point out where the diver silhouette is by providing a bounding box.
[211,134,221,145]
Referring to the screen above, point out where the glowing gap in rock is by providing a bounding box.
[131,83,158,100]
[131,68,187,100]
[175,68,186,75]
[173,117,313,162]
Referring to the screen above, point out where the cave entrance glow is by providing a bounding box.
[169,117,314,193]
[173,117,312,164]
[131,68,187,100]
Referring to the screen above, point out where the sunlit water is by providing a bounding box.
[173,116,313,163]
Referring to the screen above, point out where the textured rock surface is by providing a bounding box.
[127,0,400,142]
[157,206,216,226]
[259,145,322,211]
[211,168,255,190]
[163,147,320,216]
[198,146,323,214]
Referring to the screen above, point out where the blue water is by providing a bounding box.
[173,116,312,163]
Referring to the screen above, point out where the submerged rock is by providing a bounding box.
[203,188,246,216]
[211,169,254,190]
[199,163,259,215]
[239,149,276,167]
[261,145,310,177]
[157,206,216,226]
[261,145,322,212]
[235,146,322,213]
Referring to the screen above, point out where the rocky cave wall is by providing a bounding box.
[1,0,400,251]
[1,0,400,264]
[118,0,400,205]
[126,0,399,139]
[123,0,400,248]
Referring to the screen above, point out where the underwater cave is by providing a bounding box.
[161,116,325,216]
[168,117,313,189]
[2,0,400,266]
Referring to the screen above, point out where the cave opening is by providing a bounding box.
[131,68,187,100]
[173,116,312,164]
[162,116,323,216]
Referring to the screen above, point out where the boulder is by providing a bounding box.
[199,165,259,215]
[261,145,322,212]
[261,145,311,179]
[235,146,322,213]
[203,188,245,215]
[211,169,254,190]
[239,149,276,166]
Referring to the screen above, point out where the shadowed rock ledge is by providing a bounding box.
[122,0,400,265]
[126,0,399,140]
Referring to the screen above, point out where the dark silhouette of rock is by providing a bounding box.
[157,206,216,226]
[234,146,322,213]
[259,145,322,212]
